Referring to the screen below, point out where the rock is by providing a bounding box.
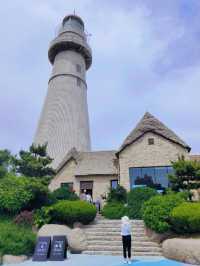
[2,255,28,264]
[38,224,71,238]
[67,228,87,253]
[145,226,174,243]
[163,238,200,265]
[37,224,87,254]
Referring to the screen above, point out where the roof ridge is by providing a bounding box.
[118,112,191,153]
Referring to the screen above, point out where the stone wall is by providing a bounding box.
[76,175,118,201]
[119,132,189,190]
[49,159,118,202]
[49,159,79,191]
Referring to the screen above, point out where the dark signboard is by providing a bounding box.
[33,236,51,261]
[49,235,67,261]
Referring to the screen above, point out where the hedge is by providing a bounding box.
[127,187,157,219]
[34,200,97,227]
[107,185,127,203]
[102,203,128,219]
[170,202,200,234]
[142,193,186,233]
[50,186,79,201]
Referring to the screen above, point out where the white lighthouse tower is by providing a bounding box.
[34,15,92,168]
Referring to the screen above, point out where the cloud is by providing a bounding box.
[0,0,199,155]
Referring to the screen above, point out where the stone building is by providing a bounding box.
[49,112,192,201]
[34,14,197,201]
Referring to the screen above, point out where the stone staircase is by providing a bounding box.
[82,217,162,256]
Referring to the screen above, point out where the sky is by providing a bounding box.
[0,0,199,155]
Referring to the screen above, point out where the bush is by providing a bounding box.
[23,178,50,210]
[142,193,186,233]
[34,200,97,228]
[0,176,33,214]
[107,185,127,203]
[170,202,200,234]
[14,211,34,226]
[127,187,157,219]
[50,186,79,201]
[102,203,128,219]
[0,175,50,214]
[0,219,36,256]
[34,207,51,228]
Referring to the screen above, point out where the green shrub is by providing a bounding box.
[127,187,157,219]
[0,175,50,214]
[34,207,52,228]
[0,219,36,256]
[34,200,96,227]
[142,193,186,233]
[107,185,127,203]
[50,186,79,201]
[170,202,200,234]
[23,178,50,210]
[0,176,33,214]
[102,203,128,219]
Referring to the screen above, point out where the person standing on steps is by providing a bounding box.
[121,216,132,264]
[80,189,87,201]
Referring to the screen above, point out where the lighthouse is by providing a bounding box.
[34,15,92,168]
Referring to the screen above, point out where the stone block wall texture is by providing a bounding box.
[49,159,78,191]
[34,50,91,169]
[49,159,117,201]
[119,132,189,190]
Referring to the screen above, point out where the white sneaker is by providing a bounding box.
[123,260,128,264]
[128,260,132,264]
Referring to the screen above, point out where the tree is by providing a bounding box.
[107,185,127,203]
[169,156,200,194]
[14,144,55,183]
[0,149,14,178]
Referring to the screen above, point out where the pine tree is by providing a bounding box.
[169,156,200,193]
[14,144,55,183]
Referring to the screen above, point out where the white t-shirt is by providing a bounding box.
[86,194,92,203]
[121,223,131,236]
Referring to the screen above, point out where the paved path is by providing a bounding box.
[3,255,196,266]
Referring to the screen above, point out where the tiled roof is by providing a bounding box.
[118,112,191,153]
[56,148,118,175]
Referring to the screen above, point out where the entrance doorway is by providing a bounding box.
[80,181,93,198]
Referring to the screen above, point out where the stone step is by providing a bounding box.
[84,224,145,229]
[94,220,144,224]
[85,231,146,237]
[86,245,162,252]
[86,240,160,247]
[82,250,162,256]
[84,227,145,233]
[86,235,150,241]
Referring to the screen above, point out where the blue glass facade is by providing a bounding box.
[129,166,173,190]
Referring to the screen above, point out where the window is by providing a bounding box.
[61,182,73,191]
[63,17,84,31]
[77,77,81,87]
[129,166,173,190]
[148,138,154,145]
[111,180,118,189]
[76,64,81,73]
